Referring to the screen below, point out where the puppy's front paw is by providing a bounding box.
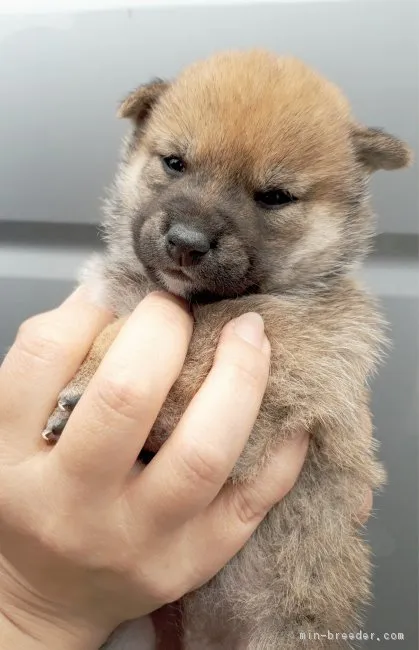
[41,319,125,444]
[42,376,88,443]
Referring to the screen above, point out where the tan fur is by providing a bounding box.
[146,53,353,189]
[45,50,412,648]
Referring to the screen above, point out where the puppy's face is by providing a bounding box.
[108,51,410,300]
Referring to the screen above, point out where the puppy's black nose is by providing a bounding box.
[166,224,211,267]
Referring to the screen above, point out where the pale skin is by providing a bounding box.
[0,290,372,650]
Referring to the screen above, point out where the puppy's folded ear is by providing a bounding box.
[352,126,413,172]
[117,78,169,121]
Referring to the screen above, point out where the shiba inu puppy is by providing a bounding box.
[45,50,411,649]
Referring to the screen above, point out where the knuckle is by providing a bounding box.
[128,556,184,605]
[38,515,80,559]
[228,353,268,390]
[232,486,268,526]
[95,375,150,420]
[104,550,137,577]
[142,575,181,606]
[15,314,66,364]
[178,442,225,488]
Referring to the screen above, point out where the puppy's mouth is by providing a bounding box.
[155,265,260,305]
[157,266,223,303]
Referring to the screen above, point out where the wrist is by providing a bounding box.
[0,605,108,650]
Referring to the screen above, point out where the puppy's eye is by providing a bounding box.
[254,189,296,209]
[162,156,186,174]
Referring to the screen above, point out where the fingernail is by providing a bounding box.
[233,312,265,349]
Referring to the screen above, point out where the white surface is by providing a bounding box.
[0,0,354,15]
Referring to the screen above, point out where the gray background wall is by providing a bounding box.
[0,1,417,647]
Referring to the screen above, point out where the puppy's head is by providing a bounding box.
[107,50,411,300]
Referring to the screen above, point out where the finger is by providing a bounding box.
[135,313,271,527]
[185,431,309,589]
[0,287,112,448]
[55,292,193,483]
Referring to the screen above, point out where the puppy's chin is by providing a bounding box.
[154,271,220,303]
[157,270,193,299]
[150,268,251,304]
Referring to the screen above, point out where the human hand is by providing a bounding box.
[0,290,309,650]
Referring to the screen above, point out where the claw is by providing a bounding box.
[42,407,70,443]
[58,393,80,411]
[43,385,82,444]
[58,399,68,412]
[41,428,60,443]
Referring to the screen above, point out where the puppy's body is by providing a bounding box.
[47,51,411,648]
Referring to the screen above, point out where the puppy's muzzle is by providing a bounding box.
[166,223,212,267]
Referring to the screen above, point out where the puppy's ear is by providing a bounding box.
[117,78,169,121]
[352,126,413,172]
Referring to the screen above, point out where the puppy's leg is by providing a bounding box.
[182,400,384,650]
[186,443,381,649]
[43,318,126,441]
